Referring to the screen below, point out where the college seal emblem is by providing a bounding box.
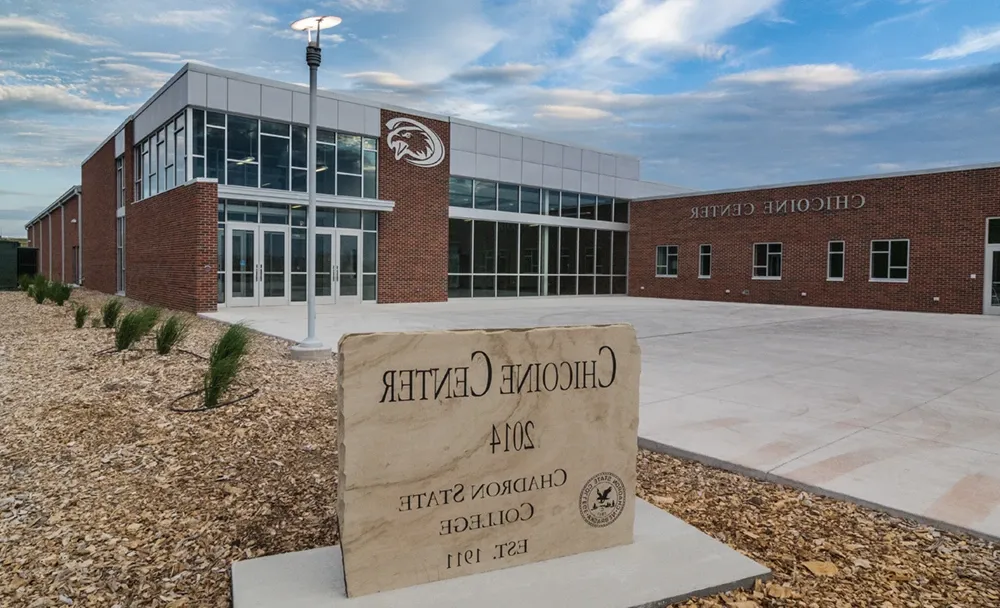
[579,472,626,528]
[385,117,445,168]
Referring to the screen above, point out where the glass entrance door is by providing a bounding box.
[987,247,1000,315]
[315,231,336,305]
[337,230,362,304]
[227,223,290,307]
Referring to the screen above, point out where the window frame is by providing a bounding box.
[827,240,845,282]
[869,238,910,283]
[655,245,679,278]
[698,244,712,279]
[752,242,783,280]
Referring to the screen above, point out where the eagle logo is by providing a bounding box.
[579,472,627,528]
[385,117,445,168]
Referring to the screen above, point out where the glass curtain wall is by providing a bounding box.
[217,200,378,304]
[448,178,629,298]
[134,111,186,202]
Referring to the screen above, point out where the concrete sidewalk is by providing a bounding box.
[204,297,1000,541]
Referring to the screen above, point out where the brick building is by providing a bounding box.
[629,165,1000,315]
[25,186,83,284]
[24,63,1000,316]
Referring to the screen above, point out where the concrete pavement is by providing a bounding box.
[204,297,1000,540]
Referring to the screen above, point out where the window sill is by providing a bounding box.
[698,275,711,280]
[655,275,678,279]
[869,278,909,284]
[752,276,782,281]
[827,278,844,282]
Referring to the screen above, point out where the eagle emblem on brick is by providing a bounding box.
[385,117,445,168]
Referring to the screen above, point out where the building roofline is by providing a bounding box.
[81,116,131,166]
[25,186,81,229]
[632,161,1000,202]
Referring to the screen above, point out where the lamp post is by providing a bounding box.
[289,14,342,361]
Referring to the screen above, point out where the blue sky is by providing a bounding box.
[1,0,999,236]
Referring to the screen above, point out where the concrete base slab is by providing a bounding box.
[231,500,769,608]
[289,343,332,361]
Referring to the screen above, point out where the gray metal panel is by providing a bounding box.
[500,133,522,160]
[561,168,581,192]
[599,174,616,196]
[543,142,563,167]
[188,70,208,107]
[543,165,562,189]
[451,123,477,153]
[292,92,310,124]
[615,178,637,200]
[339,101,366,134]
[522,161,543,187]
[451,150,476,178]
[206,74,228,110]
[581,171,599,195]
[364,106,381,137]
[476,129,500,156]
[228,79,261,116]
[114,130,125,158]
[600,154,617,176]
[523,139,544,164]
[316,97,338,129]
[133,73,187,141]
[616,157,640,180]
[499,158,521,183]
[582,150,600,173]
[260,86,292,121]
[562,147,582,170]
[475,154,500,181]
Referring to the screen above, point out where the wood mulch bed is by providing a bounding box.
[1,289,997,607]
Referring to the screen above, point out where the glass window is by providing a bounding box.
[194,157,205,179]
[559,276,577,296]
[363,143,377,199]
[450,275,472,298]
[497,222,518,274]
[260,203,289,225]
[560,227,577,274]
[337,209,362,229]
[337,133,362,174]
[753,243,782,278]
[449,177,473,208]
[497,276,518,298]
[207,111,225,127]
[363,274,377,301]
[613,232,628,275]
[699,244,712,278]
[560,192,578,218]
[498,184,519,213]
[473,276,496,298]
[206,127,226,183]
[828,241,844,281]
[261,135,290,190]
[521,188,541,214]
[165,125,175,190]
[578,229,595,274]
[316,207,336,227]
[547,226,559,276]
[520,224,540,274]
[519,276,539,297]
[579,195,597,220]
[227,116,259,187]
[597,197,614,222]
[596,231,612,275]
[871,240,909,281]
[989,219,1000,245]
[317,128,337,145]
[474,221,496,273]
[475,181,497,210]
[141,146,150,199]
[227,158,258,187]
[338,174,363,197]
[291,206,306,227]
[578,275,594,296]
[218,201,226,222]
[612,276,627,295]
[363,211,378,230]
[156,140,165,194]
[193,109,205,156]
[291,228,307,302]
[292,169,307,193]
[656,245,678,277]
[292,126,308,168]
[595,276,611,296]
[261,120,289,136]
[363,232,377,274]
[316,143,336,195]
[614,199,629,224]
[227,201,259,222]
[175,127,186,184]
[545,190,560,215]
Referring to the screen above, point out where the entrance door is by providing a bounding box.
[227,223,290,307]
[313,229,363,305]
[986,247,1000,315]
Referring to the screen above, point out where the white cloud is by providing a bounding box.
[132,9,231,29]
[534,105,614,120]
[0,85,130,112]
[344,71,424,90]
[88,61,175,94]
[324,0,404,11]
[924,24,1000,60]
[0,16,111,46]
[452,63,545,84]
[717,64,862,91]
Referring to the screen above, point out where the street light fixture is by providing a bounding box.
[289,14,341,361]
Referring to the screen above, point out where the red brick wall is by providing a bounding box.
[629,167,1000,314]
[377,110,450,303]
[81,136,119,294]
[126,180,218,312]
[51,206,64,282]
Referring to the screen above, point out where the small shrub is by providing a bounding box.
[31,275,48,304]
[74,305,90,329]
[136,307,161,336]
[48,282,72,306]
[113,307,161,352]
[18,274,31,292]
[91,317,101,328]
[155,314,190,355]
[203,323,252,409]
[101,298,124,328]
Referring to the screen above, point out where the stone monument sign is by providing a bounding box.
[336,325,640,597]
